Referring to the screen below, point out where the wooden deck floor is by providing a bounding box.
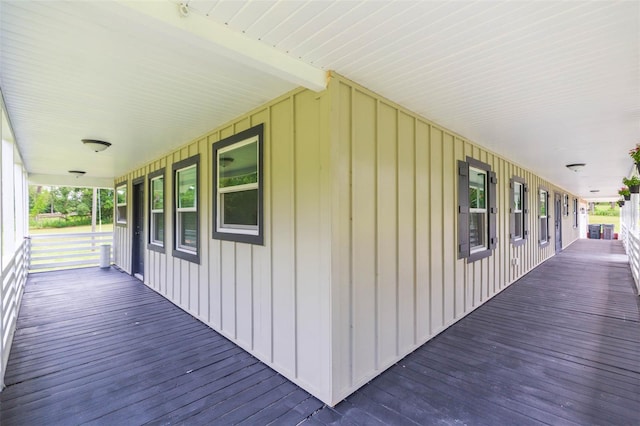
[0,268,323,425]
[305,239,640,425]
[1,239,639,425]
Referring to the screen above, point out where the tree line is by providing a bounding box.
[29,186,114,226]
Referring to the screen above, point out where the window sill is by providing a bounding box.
[116,222,127,227]
[511,238,526,247]
[213,230,263,245]
[467,249,492,263]
[173,248,200,264]
[539,241,550,248]
[148,243,165,254]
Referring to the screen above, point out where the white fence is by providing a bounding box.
[28,232,113,272]
[1,238,29,387]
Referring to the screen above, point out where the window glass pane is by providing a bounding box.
[117,206,126,222]
[469,169,486,209]
[219,141,258,188]
[152,177,163,210]
[514,183,522,211]
[469,212,486,250]
[540,218,548,242]
[180,212,197,249]
[116,186,126,205]
[539,191,547,216]
[177,166,197,209]
[515,212,523,239]
[222,189,258,227]
[153,212,164,243]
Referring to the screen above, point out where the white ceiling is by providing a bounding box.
[1,0,638,200]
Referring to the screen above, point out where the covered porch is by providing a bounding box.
[1,238,637,424]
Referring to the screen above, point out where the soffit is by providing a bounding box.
[190,0,639,200]
[1,0,638,200]
[0,0,298,186]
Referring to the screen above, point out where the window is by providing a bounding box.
[213,124,264,245]
[469,167,487,253]
[510,177,528,246]
[539,188,549,246]
[563,194,569,216]
[573,198,578,228]
[148,169,165,251]
[457,157,497,262]
[173,155,199,263]
[116,183,127,225]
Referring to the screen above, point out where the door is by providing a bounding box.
[554,193,562,253]
[132,179,145,278]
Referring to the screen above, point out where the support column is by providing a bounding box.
[622,203,628,242]
[632,193,639,233]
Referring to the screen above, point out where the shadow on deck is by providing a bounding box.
[1,239,639,425]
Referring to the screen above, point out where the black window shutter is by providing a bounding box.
[457,160,470,259]
[509,180,515,242]
[523,184,529,239]
[489,171,498,250]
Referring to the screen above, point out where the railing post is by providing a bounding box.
[622,205,628,246]
[632,193,639,234]
[23,236,31,275]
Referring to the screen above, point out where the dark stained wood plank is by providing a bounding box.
[303,239,640,425]
[1,240,638,426]
[0,267,321,425]
[239,390,322,426]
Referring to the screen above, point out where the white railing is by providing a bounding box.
[621,224,628,251]
[28,232,113,272]
[620,201,640,296]
[621,224,640,295]
[1,238,29,388]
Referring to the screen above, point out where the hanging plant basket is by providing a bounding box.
[624,194,631,201]
[618,200,625,207]
[631,184,640,194]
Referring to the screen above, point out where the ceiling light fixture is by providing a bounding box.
[566,163,586,172]
[220,157,234,168]
[82,139,112,152]
[590,189,600,193]
[68,170,86,178]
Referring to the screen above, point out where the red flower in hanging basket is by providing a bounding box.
[629,144,640,163]
[619,186,630,196]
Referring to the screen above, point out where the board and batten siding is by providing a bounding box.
[114,88,334,402]
[327,73,581,403]
[114,73,581,406]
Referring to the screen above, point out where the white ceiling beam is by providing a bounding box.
[29,174,115,189]
[115,0,327,92]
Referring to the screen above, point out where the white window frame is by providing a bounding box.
[513,181,524,241]
[175,164,197,254]
[216,137,260,236]
[212,123,264,246]
[149,174,164,247]
[540,189,549,244]
[469,166,488,254]
[116,183,127,225]
[573,198,579,228]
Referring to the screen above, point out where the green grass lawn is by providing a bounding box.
[588,215,620,233]
[29,223,114,235]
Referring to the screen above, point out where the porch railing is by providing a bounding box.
[1,238,29,387]
[28,232,113,272]
[620,216,640,296]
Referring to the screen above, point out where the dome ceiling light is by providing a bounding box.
[566,163,586,172]
[82,139,112,152]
